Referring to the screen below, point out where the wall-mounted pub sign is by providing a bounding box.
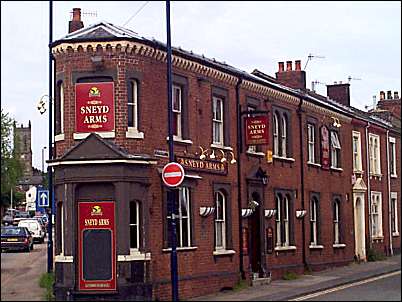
[321,126,330,169]
[75,82,115,133]
[78,201,116,292]
[245,116,269,145]
[176,156,227,175]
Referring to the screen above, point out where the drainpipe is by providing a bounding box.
[365,122,372,248]
[386,130,393,255]
[236,77,245,279]
[297,97,307,269]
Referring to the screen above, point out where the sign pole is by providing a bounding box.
[47,0,54,273]
[166,1,179,300]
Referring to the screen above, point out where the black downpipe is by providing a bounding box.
[297,98,307,270]
[236,77,245,279]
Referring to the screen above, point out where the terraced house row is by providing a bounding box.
[49,9,401,301]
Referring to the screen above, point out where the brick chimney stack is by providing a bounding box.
[69,8,84,33]
[394,91,399,100]
[386,90,393,100]
[380,91,385,100]
[377,90,401,118]
[327,82,351,107]
[275,60,306,90]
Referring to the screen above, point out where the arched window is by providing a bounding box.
[310,196,319,245]
[333,199,340,244]
[281,115,287,157]
[275,192,292,247]
[128,79,139,129]
[273,113,279,156]
[215,191,226,250]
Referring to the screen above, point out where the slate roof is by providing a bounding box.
[53,22,392,129]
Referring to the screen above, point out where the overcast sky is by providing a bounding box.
[1,1,401,171]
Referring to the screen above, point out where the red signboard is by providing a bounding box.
[321,126,330,169]
[245,116,269,145]
[78,201,116,292]
[162,162,185,187]
[75,82,115,133]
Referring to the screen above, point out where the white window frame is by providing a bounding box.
[55,83,65,142]
[352,131,362,172]
[333,199,340,244]
[369,133,381,175]
[167,187,192,248]
[389,137,397,177]
[371,191,383,238]
[331,131,341,168]
[126,79,144,139]
[310,197,318,245]
[281,116,287,157]
[307,124,315,163]
[172,85,182,139]
[391,192,399,236]
[276,194,290,247]
[129,200,140,251]
[212,96,224,146]
[215,191,226,250]
[273,113,279,156]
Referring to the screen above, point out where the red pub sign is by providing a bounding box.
[78,201,116,292]
[245,116,269,145]
[75,82,115,133]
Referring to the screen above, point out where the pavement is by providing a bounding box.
[190,254,401,301]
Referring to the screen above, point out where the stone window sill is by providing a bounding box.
[307,162,321,168]
[330,166,343,172]
[74,131,115,140]
[162,246,198,252]
[353,169,364,174]
[166,136,193,145]
[210,144,233,151]
[333,243,346,248]
[126,128,144,139]
[213,249,236,256]
[309,244,324,249]
[55,254,73,263]
[392,232,399,237]
[391,174,398,179]
[370,173,383,180]
[118,251,151,261]
[372,235,384,241]
[55,133,65,142]
[246,150,265,157]
[274,245,296,252]
[273,155,295,163]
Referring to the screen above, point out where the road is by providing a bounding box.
[293,271,401,301]
[1,238,48,301]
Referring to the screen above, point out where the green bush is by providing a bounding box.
[283,271,298,280]
[39,272,55,301]
[367,248,386,262]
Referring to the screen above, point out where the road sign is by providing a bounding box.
[37,190,49,207]
[162,162,185,187]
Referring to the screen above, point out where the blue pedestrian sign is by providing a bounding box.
[37,190,49,207]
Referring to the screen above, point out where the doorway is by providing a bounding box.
[353,193,366,261]
[249,192,262,278]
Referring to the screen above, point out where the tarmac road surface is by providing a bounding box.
[1,238,48,301]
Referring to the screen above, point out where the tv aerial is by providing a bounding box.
[304,53,325,70]
[348,76,362,83]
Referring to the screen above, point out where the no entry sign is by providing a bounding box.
[162,162,185,187]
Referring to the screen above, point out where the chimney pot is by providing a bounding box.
[380,91,385,100]
[286,61,292,71]
[72,8,81,21]
[278,62,284,72]
[295,60,301,71]
[387,90,392,99]
[394,91,399,99]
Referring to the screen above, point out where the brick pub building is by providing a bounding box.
[50,9,400,300]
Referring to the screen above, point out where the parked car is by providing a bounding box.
[1,226,34,252]
[2,215,14,226]
[13,211,31,226]
[17,219,45,243]
[34,215,49,230]
[33,216,47,234]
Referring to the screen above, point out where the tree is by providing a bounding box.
[1,108,23,208]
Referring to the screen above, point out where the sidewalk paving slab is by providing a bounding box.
[190,254,401,301]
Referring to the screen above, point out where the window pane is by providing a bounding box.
[130,201,137,225]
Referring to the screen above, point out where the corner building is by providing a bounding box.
[50,11,400,301]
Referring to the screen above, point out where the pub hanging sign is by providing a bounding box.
[245,116,269,145]
[75,82,115,133]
